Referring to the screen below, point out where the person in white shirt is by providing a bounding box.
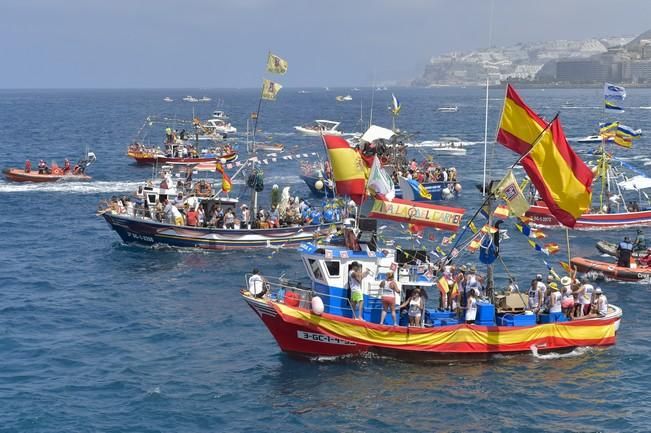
[593,287,608,317]
[580,279,595,317]
[248,268,267,298]
[348,262,370,320]
[548,282,562,313]
[465,290,477,324]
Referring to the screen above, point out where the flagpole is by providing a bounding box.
[251,81,265,154]
[481,0,495,197]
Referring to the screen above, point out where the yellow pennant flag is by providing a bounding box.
[468,238,481,253]
[469,221,479,234]
[266,53,288,74]
[261,79,283,101]
[494,170,530,217]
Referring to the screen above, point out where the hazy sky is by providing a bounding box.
[2,0,651,88]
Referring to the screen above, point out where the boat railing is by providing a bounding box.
[244,273,424,319]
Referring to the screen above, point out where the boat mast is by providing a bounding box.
[481,0,495,196]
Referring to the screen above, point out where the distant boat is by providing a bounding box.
[640,106,651,110]
[335,95,352,102]
[199,96,212,102]
[437,106,458,113]
[351,88,360,91]
[297,90,310,94]
[294,120,343,136]
[576,135,614,144]
[376,86,388,91]
[183,95,199,102]
[163,97,174,102]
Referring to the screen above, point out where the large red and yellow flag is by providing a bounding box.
[322,134,368,204]
[496,84,593,227]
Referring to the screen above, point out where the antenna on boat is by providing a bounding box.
[481,0,495,196]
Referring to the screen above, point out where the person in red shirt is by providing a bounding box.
[185,206,199,226]
[63,159,71,174]
[24,160,31,173]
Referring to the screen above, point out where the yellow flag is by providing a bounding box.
[495,170,530,217]
[266,53,288,74]
[261,79,282,101]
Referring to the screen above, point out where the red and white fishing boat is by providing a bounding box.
[525,202,651,230]
[127,143,238,166]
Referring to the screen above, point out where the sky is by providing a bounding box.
[2,0,651,88]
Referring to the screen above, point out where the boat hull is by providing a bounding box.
[3,168,91,183]
[300,175,457,201]
[127,151,238,166]
[525,204,651,230]
[243,293,619,360]
[102,212,336,250]
[571,256,651,281]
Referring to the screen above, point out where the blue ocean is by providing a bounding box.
[1,87,651,432]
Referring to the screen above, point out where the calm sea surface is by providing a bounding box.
[1,87,651,432]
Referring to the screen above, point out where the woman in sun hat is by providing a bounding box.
[548,282,562,313]
[560,276,574,318]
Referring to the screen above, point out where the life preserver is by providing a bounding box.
[52,167,64,175]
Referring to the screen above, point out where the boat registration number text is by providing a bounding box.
[297,331,355,346]
[127,232,154,243]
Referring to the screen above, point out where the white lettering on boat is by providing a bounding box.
[127,232,154,243]
[297,331,356,346]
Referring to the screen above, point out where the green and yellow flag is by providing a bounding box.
[261,79,282,101]
[494,170,530,217]
[266,53,288,75]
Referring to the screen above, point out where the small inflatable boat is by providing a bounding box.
[571,256,651,282]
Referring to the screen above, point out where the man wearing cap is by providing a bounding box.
[592,287,608,317]
[617,236,634,267]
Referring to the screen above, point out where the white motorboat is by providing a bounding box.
[199,96,212,102]
[163,97,174,102]
[418,137,467,155]
[183,96,199,102]
[576,135,614,144]
[202,111,237,135]
[437,106,458,112]
[294,120,343,136]
[336,95,353,102]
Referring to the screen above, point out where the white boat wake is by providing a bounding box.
[530,344,592,360]
[0,181,141,194]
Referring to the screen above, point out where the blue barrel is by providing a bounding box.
[476,302,495,325]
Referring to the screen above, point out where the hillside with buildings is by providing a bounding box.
[412,31,651,86]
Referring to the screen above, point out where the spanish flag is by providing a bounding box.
[215,161,232,193]
[496,84,593,228]
[322,134,368,204]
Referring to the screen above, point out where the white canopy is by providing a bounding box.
[361,125,395,143]
[618,175,651,191]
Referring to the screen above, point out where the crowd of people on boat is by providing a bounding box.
[103,184,342,230]
[343,259,610,328]
[525,273,609,320]
[394,158,458,184]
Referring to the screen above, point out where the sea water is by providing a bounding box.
[1,87,651,432]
